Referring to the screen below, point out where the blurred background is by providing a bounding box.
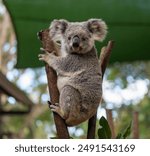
[0,0,150,139]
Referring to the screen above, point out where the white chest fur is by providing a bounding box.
[57,76,70,91]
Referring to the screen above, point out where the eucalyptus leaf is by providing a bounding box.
[122,121,132,139]
[98,116,112,139]
[116,133,123,139]
[116,121,132,139]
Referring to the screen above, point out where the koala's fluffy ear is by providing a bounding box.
[86,19,107,41]
[49,19,69,41]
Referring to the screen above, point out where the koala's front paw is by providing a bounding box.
[38,48,55,63]
[38,51,50,63]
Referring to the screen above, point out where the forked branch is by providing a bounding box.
[38,29,69,139]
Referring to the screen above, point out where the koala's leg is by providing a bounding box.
[50,85,82,125]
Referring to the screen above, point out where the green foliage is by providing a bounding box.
[116,122,132,139]
[115,133,123,139]
[98,116,132,139]
[98,116,112,139]
[122,121,132,138]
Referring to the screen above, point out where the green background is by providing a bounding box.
[3,0,150,68]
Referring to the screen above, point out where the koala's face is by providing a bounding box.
[64,24,95,54]
[50,19,107,54]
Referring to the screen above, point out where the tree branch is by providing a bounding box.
[106,109,115,138]
[87,41,114,139]
[133,111,139,139]
[87,113,97,138]
[0,110,30,115]
[38,29,69,139]
[100,41,114,78]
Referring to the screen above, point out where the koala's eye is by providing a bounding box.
[68,36,71,40]
[55,26,59,30]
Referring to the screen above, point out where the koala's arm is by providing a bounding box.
[39,51,66,75]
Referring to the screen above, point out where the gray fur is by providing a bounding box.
[39,19,107,126]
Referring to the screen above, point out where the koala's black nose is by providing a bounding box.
[72,36,80,48]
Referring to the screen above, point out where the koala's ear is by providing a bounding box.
[49,19,69,40]
[86,19,107,41]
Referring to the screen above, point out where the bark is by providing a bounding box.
[106,109,115,138]
[133,111,139,139]
[38,29,69,138]
[87,113,97,138]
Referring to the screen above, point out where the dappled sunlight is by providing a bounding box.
[103,79,149,107]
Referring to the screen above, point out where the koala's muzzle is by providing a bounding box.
[72,35,80,48]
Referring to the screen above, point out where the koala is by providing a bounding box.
[39,19,107,126]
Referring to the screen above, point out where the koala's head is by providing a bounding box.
[49,19,107,54]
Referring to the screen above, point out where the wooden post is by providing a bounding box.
[106,109,115,138]
[38,29,69,139]
[133,111,139,139]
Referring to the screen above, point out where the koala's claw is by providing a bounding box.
[40,47,49,53]
[47,101,52,109]
[38,54,45,61]
[38,52,50,62]
[40,47,55,54]
[49,103,65,119]
[49,103,60,112]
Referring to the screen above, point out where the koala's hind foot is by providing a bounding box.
[47,99,66,120]
[47,100,52,108]
[49,103,66,119]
